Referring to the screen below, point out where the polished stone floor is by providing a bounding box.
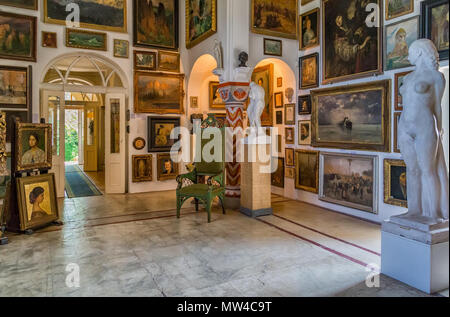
[0,192,447,297]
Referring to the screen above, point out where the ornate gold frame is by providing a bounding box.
[209,81,225,109]
[15,123,52,173]
[157,153,179,181]
[113,39,129,59]
[132,155,153,183]
[16,173,59,231]
[44,0,127,33]
[185,0,217,49]
[252,63,274,126]
[65,28,107,51]
[295,149,319,193]
[158,51,181,73]
[285,148,294,167]
[251,0,298,39]
[384,159,407,208]
[385,0,414,20]
[311,80,391,152]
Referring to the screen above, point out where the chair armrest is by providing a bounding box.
[176,170,197,189]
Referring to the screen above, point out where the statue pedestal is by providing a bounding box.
[381,214,449,294]
[240,137,272,218]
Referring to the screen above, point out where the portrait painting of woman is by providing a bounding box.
[16,123,52,172]
[22,133,45,165]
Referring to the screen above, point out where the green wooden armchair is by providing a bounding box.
[176,115,225,223]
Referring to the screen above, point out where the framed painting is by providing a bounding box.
[276,111,283,125]
[42,31,57,48]
[299,8,319,50]
[44,0,127,33]
[285,167,295,179]
[393,112,401,153]
[190,96,199,109]
[134,0,179,50]
[386,0,414,20]
[209,81,226,109]
[299,53,319,89]
[4,111,29,143]
[264,38,282,56]
[134,51,157,70]
[132,155,153,182]
[157,153,179,181]
[0,0,37,10]
[384,159,407,208]
[299,120,311,145]
[148,117,180,152]
[295,149,319,193]
[277,134,282,154]
[158,51,180,72]
[114,39,129,58]
[274,92,284,108]
[298,95,312,115]
[132,137,146,151]
[285,127,295,145]
[421,0,449,60]
[15,123,52,173]
[251,0,298,39]
[271,157,284,188]
[134,72,184,114]
[285,104,295,125]
[0,12,36,62]
[186,0,217,49]
[0,154,11,199]
[0,65,32,110]
[322,0,382,84]
[251,64,274,126]
[311,80,391,152]
[16,173,59,231]
[66,28,107,51]
[285,148,294,167]
[277,77,283,88]
[394,70,412,111]
[319,152,378,213]
[385,16,420,71]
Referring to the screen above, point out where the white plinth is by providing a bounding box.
[381,231,449,294]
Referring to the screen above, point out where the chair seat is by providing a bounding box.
[178,184,223,197]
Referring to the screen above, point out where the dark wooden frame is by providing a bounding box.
[421,0,449,60]
[157,153,179,181]
[285,127,295,145]
[132,137,146,150]
[147,117,181,152]
[0,11,36,62]
[298,95,312,115]
[311,80,391,152]
[0,0,38,10]
[133,0,179,50]
[133,50,157,70]
[298,120,312,145]
[284,103,295,125]
[285,148,294,167]
[299,53,319,89]
[263,38,283,56]
[41,31,57,48]
[271,157,285,188]
[295,149,319,193]
[299,8,320,50]
[274,92,284,108]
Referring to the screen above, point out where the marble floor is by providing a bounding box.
[0,192,447,297]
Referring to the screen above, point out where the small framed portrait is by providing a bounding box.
[420,0,449,60]
[394,71,412,111]
[209,81,225,109]
[190,96,199,109]
[394,112,401,153]
[285,148,294,167]
[386,0,414,20]
[298,95,312,115]
[274,92,284,108]
[299,53,319,89]
[16,173,59,231]
[277,77,283,88]
[42,31,57,48]
[132,155,153,183]
[157,153,179,181]
[148,117,180,152]
[276,111,283,125]
[133,137,146,151]
[134,50,157,70]
[15,123,52,172]
[271,157,284,188]
[114,39,129,58]
[295,149,319,193]
[264,38,282,56]
[285,167,295,179]
[285,104,295,125]
[285,127,295,145]
[299,120,311,145]
[299,8,319,50]
[158,51,180,72]
[384,159,407,208]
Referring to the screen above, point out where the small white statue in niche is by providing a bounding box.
[213,39,223,70]
[247,81,265,133]
[398,39,448,222]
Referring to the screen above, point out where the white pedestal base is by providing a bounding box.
[381,231,449,294]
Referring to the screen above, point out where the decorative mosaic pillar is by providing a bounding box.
[218,82,250,209]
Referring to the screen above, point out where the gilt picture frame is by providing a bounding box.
[15,123,52,173]
[66,28,107,51]
[185,0,217,49]
[0,0,38,10]
[132,155,153,183]
[384,159,407,208]
[420,0,449,60]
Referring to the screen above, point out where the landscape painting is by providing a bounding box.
[114,39,129,58]
[0,0,37,10]
[322,0,382,84]
[134,51,156,70]
[158,51,180,72]
[251,0,298,39]
[251,64,273,126]
[186,0,217,48]
[385,16,419,71]
[44,0,126,32]
[66,29,107,51]
[0,12,36,62]
[134,72,184,114]
[134,0,178,49]
[320,153,377,213]
[0,66,29,109]
[386,0,414,20]
[311,80,390,152]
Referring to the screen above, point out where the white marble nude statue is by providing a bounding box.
[398,39,449,222]
[247,81,265,132]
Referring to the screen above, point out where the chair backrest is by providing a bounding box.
[195,115,225,175]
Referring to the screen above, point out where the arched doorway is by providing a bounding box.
[41,53,128,197]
